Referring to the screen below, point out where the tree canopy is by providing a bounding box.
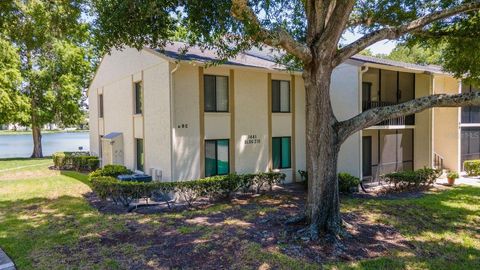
[92,1,480,79]
[0,0,94,157]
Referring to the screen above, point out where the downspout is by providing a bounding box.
[170,62,180,182]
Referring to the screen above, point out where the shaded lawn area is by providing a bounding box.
[0,158,479,269]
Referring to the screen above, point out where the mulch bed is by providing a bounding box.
[80,184,414,269]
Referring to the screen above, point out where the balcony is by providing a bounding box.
[362,101,415,126]
[362,129,414,180]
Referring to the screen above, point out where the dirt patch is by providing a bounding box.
[352,183,450,200]
[73,184,414,268]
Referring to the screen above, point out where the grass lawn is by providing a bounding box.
[0,158,479,269]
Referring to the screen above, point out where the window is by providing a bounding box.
[272,137,291,169]
[134,81,143,115]
[205,139,229,176]
[272,80,290,112]
[136,138,144,171]
[99,94,104,118]
[204,75,228,112]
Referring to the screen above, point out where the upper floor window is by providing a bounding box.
[272,80,290,112]
[134,81,143,115]
[462,84,480,124]
[272,136,291,169]
[99,94,104,118]
[204,75,228,112]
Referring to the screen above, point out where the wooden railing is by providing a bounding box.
[362,101,415,126]
[433,152,444,170]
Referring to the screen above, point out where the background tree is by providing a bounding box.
[1,0,94,157]
[0,38,28,126]
[384,44,442,65]
[91,0,480,239]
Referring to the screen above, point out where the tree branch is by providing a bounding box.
[230,0,312,63]
[334,2,480,67]
[337,92,480,142]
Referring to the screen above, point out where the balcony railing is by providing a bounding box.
[362,101,415,126]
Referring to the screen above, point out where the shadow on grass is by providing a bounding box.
[337,185,480,269]
[2,172,479,270]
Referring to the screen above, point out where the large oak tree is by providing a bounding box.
[92,0,480,238]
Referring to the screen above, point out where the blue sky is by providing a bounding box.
[342,31,397,55]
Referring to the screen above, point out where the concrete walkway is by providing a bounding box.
[436,175,480,187]
[0,248,15,270]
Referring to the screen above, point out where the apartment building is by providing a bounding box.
[88,42,466,182]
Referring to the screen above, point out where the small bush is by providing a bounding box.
[464,160,480,176]
[254,172,286,193]
[91,176,172,207]
[447,171,459,179]
[53,152,100,172]
[338,173,360,193]
[90,171,286,208]
[383,167,441,190]
[89,164,133,180]
[238,174,256,193]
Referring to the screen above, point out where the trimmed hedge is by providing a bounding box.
[89,164,133,180]
[382,167,441,190]
[338,173,360,193]
[91,172,286,207]
[294,170,359,193]
[464,160,480,176]
[53,151,100,172]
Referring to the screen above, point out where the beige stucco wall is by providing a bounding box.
[88,48,171,177]
[294,76,306,178]
[172,65,300,182]
[414,73,433,169]
[172,64,201,180]
[143,63,172,180]
[331,63,362,177]
[433,75,460,171]
[234,69,270,176]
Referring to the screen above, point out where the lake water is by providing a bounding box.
[0,132,90,158]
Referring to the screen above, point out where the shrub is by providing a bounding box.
[53,151,100,172]
[447,171,459,179]
[338,173,360,193]
[89,164,133,180]
[383,167,441,190]
[464,160,480,176]
[90,171,286,208]
[91,176,177,207]
[254,172,286,193]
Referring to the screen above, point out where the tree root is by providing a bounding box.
[294,219,352,243]
[284,214,307,226]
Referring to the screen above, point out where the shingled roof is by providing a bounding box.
[154,41,446,74]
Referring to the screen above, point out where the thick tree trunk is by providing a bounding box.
[303,60,342,239]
